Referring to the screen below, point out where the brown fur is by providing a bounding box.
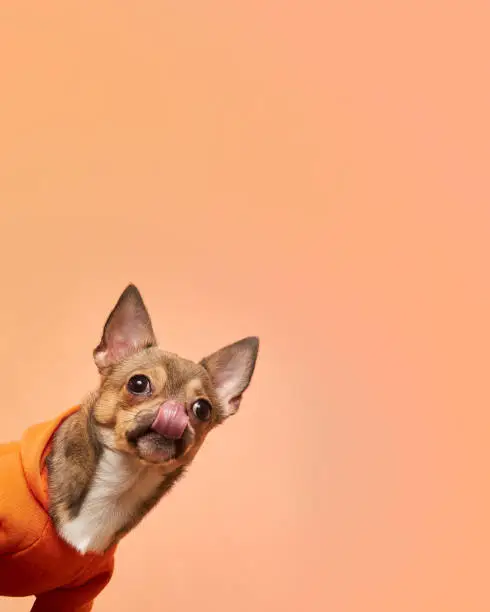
[46,285,259,553]
[47,401,102,526]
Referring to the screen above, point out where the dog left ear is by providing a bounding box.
[93,284,157,372]
[200,337,259,419]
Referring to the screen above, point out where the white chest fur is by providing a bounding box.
[59,449,164,554]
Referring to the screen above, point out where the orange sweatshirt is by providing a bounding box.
[0,407,116,611]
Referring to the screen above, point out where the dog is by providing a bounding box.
[0,285,259,611]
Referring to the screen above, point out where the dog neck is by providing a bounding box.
[47,403,184,555]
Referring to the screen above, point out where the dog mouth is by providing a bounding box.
[126,410,190,462]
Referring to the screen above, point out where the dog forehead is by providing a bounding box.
[160,351,207,393]
[111,347,207,390]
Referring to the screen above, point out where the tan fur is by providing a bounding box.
[46,285,259,554]
[48,355,217,552]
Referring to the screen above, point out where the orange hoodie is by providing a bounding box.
[0,407,116,611]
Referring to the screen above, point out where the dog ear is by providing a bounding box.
[93,284,156,371]
[200,337,259,419]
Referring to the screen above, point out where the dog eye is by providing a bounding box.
[192,399,212,421]
[127,374,152,395]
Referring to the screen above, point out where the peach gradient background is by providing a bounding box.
[1,1,489,611]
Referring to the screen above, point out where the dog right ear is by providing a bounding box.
[93,284,157,372]
[200,337,259,419]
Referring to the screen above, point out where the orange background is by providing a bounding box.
[1,1,489,611]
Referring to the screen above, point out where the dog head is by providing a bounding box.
[91,285,259,469]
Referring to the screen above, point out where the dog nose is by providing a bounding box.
[151,400,189,439]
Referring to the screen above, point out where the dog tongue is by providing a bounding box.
[151,401,189,439]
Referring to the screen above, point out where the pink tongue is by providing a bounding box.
[151,401,189,439]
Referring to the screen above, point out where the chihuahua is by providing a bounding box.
[0,285,259,611]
